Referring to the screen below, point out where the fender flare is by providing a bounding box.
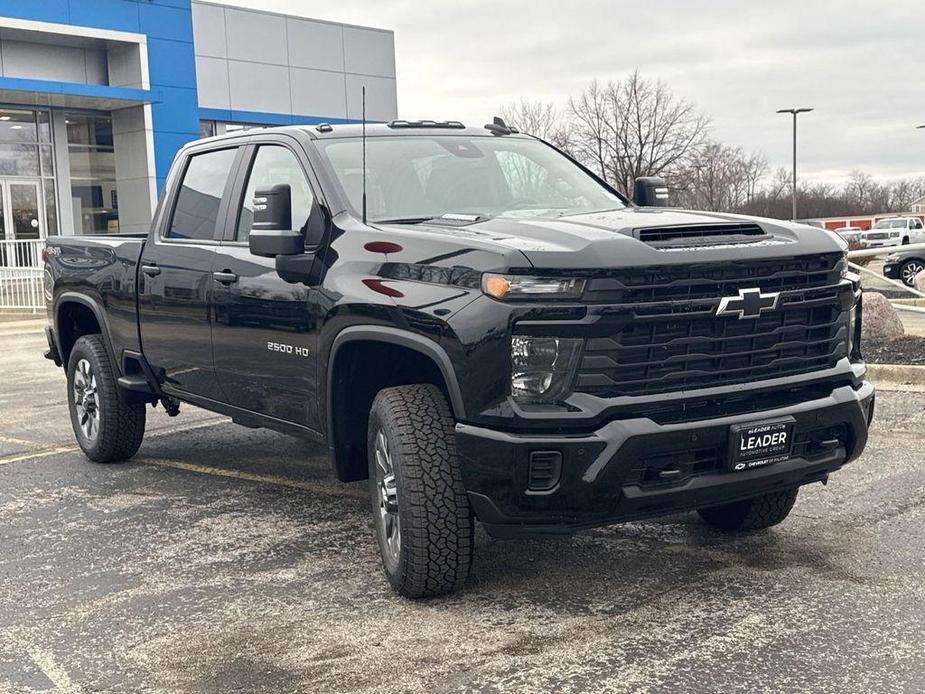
[53,291,118,372]
[325,326,467,438]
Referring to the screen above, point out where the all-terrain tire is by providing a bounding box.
[66,335,146,463]
[367,384,473,598]
[697,487,799,531]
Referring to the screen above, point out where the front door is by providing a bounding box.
[210,141,326,430]
[0,179,44,267]
[138,145,241,400]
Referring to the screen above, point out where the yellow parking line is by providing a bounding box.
[138,457,365,499]
[0,418,228,467]
[0,446,77,466]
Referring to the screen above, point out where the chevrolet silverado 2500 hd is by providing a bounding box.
[44,120,873,598]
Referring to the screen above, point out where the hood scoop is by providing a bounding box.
[634,222,767,247]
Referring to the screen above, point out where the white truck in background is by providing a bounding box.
[860,216,925,249]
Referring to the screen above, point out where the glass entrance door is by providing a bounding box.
[0,179,45,267]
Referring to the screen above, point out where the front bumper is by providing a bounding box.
[456,381,874,537]
[882,263,900,279]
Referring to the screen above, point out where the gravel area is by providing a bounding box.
[864,335,925,364]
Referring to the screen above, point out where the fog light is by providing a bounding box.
[511,336,581,402]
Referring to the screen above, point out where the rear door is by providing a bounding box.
[138,144,242,399]
[209,136,329,431]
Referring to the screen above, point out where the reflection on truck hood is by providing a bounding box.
[379,207,844,270]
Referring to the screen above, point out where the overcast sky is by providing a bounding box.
[225,0,924,183]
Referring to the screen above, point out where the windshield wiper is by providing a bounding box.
[373,216,437,225]
[373,213,487,226]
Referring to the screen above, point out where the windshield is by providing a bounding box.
[873,219,906,229]
[316,135,624,223]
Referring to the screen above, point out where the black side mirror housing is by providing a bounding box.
[249,229,303,257]
[248,184,302,257]
[633,177,669,207]
[253,184,291,231]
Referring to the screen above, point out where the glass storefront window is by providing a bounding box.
[199,120,268,138]
[0,144,40,176]
[66,113,118,234]
[0,107,56,238]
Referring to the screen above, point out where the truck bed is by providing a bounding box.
[45,234,147,360]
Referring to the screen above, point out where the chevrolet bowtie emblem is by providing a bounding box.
[716,288,780,320]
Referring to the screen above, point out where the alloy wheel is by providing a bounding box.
[901,261,924,287]
[373,428,401,565]
[73,358,100,441]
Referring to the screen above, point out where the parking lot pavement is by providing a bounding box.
[1,329,924,694]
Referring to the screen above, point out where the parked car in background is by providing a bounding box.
[883,248,925,287]
[833,226,863,251]
[860,217,925,248]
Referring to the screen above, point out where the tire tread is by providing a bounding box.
[68,335,145,463]
[369,384,473,598]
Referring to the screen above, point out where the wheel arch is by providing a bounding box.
[54,292,117,370]
[325,326,466,482]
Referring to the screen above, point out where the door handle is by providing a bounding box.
[212,271,238,285]
[141,264,161,277]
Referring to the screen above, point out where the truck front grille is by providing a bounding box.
[575,254,849,397]
[864,232,890,240]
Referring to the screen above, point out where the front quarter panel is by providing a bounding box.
[317,213,527,422]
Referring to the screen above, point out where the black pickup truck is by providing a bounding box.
[43,120,874,598]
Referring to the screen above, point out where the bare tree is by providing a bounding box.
[568,70,711,195]
[500,99,571,151]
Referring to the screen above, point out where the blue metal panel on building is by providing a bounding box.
[0,0,201,190]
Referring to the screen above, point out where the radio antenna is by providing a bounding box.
[361,85,367,225]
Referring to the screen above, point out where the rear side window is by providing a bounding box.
[167,148,238,240]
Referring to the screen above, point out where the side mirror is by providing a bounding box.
[633,177,669,207]
[249,229,302,257]
[248,184,302,257]
[253,184,291,231]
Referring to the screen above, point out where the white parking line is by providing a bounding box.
[26,645,82,694]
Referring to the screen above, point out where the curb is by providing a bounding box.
[0,319,46,337]
[866,363,925,391]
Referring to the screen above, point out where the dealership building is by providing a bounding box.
[0,0,397,243]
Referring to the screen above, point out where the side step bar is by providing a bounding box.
[117,374,156,395]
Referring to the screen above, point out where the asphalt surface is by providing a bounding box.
[1,327,924,693]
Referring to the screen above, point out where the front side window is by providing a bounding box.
[316,135,622,224]
[236,145,315,242]
[167,148,237,240]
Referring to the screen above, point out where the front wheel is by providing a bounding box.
[66,335,146,463]
[367,384,473,598]
[899,258,925,287]
[697,487,798,531]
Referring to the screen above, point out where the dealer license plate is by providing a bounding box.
[727,418,795,471]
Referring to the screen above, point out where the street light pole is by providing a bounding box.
[777,108,814,220]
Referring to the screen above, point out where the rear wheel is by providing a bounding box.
[367,384,473,598]
[697,487,798,531]
[66,335,145,463]
[899,258,925,287]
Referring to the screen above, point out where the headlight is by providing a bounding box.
[840,256,860,291]
[511,336,582,402]
[483,274,585,300]
[890,231,900,238]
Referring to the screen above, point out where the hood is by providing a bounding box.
[379,207,844,271]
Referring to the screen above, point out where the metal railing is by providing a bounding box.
[0,239,45,313]
[847,242,925,314]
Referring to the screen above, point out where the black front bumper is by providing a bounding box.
[455,381,874,537]
[882,263,900,280]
